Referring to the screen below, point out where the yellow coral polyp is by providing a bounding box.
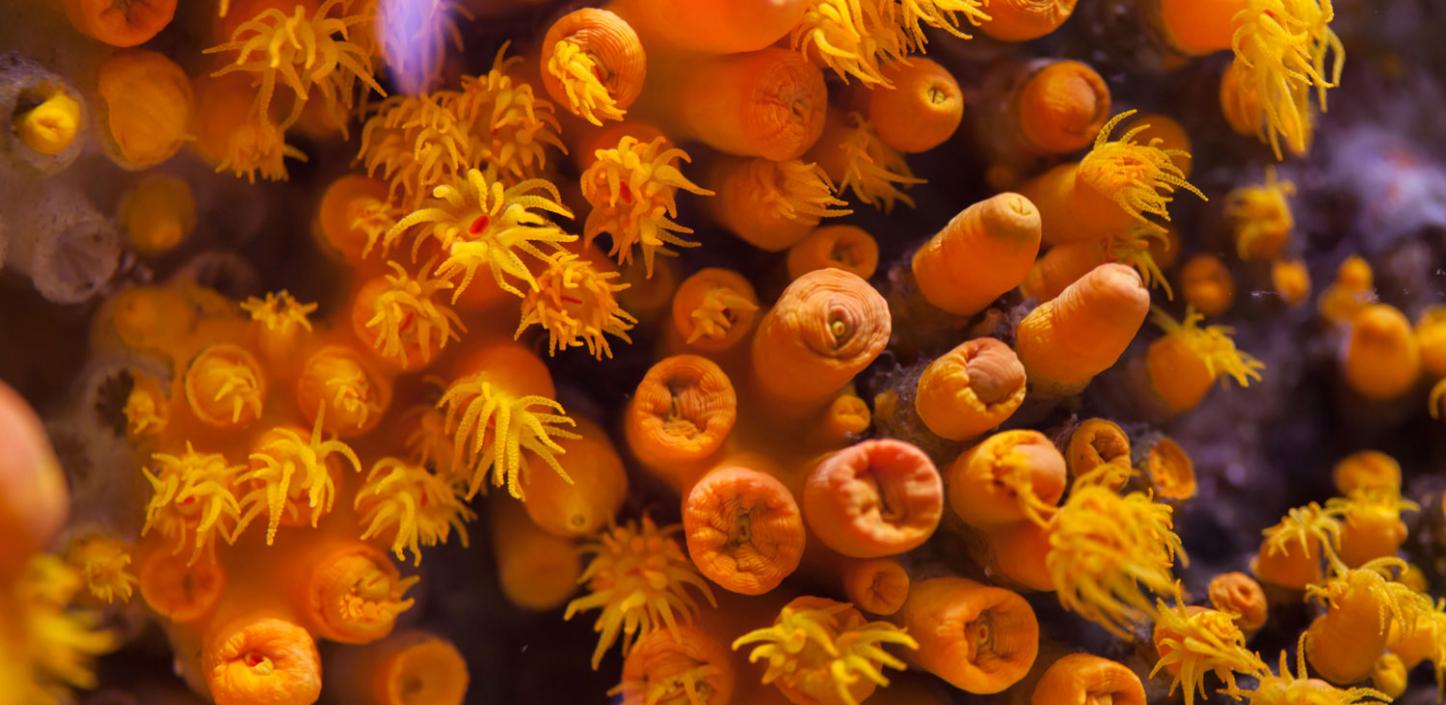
[517,252,637,360]
[732,597,917,705]
[452,46,566,184]
[213,113,308,184]
[241,290,317,335]
[1229,0,1345,159]
[1151,602,1268,705]
[760,160,854,225]
[437,374,578,499]
[240,423,363,546]
[358,92,476,208]
[564,516,717,669]
[1227,167,1297,261]
[792,0,909,86]
[141,444,244,564]
[686,286,759,346]
[184,344,267,428]
[384,169,575,299]
[1242,635,1390,705]
[1305,558,1433,637]
[1260,501,1344,574]
[581,136,714,277]
[10,556,118,703]
[363,263,466,369]
[206,0,384,130]
[124,372,169,440]
[63,533,138,605]
[1048,486,1186,637]
[1079,110,1206,233]
[899,0,992,48]
[1110,227,1175,298]
[835,113,925,212]
[546,39,625,126]
[1151,307,1266,388]
[354,457,474,566]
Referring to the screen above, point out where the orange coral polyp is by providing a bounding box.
[94,50,193,169]
[295,345,392,438]
[674,48,827,161]
[614,622,736,705]
[184,344,267,429]
[62,0,176,47]
[707,157,852,251]
[521,417,628,537]
[239,423,362,545]
[1015,263,1151,396]
[750,268,891,410]
[541,9,646,126]
[947,429,1066,528]
[137,544,225,623]
[351,263,465,372]
[913,193,1042,316]
[203,617,322,705]
[1015,60,1111,155]
[868,58,964,154]
[1208,571,1269,633]
[1065,418,1133,489]
[670,268,759,352]
[1342,304,1422,401]
[982,0,1078,41]
[683,466,806,596]
[899,577,1039,694]
[786,225,880,281]
[581,136,714,276]
[300,542,416,645]
[914,337,1027,441]
[624,355,737,475]
[1030,653,1146,705]
[803,439,944,558]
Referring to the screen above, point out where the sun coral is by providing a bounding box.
[1146,307,1265,414]
[791,0,909,87]
[354,457,473,565]
[1253,502,1344,589]
[732,596,918,705]
[564,516,717,669]
[1305,558,1433,684]
[1227,167,1297,261]
[206,0,383,131]
[62,533,137,605]
[1151,602,1269,705]
[141,444,244,564]
[542,9,646,126]
[1242,635,1390,705]
[581,136,714,277]
[437,372,578,499]
[516,252,636,359]
[1229,0,1344,159]
[823,112,925,212]
[239,423,363,545]
[353,262,465,370]
[358,92,477,208]
[1077,110,1206,233]
[452,46,566,184]
[708,157,853,251]
[385,169,575,299]
[1048,486,1185,637]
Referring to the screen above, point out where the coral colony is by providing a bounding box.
[4,0,1446,704]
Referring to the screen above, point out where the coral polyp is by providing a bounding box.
[564,516,716,669]
[516,252,637,360]
[437,374,578,499]
[581,136,714,276]
[1230,0,1345,159]
[355,457,474,565]
[141,444,244,564]
[1078,110,1206,233]
[240,423,363,545]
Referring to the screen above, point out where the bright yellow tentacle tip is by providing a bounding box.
[582,136,714,277]
[1151,307,1266,388]
[205,0,385,130]
[1080,110,1206,233]
[11,555,119,702]
[1110,227,1175,299]
[363,262,466,369]
[241,290,317,334]
[1430,378,1446,420]
[836,113,925,212]
[564,516,717,670]
[546,39,625,125]
[124,371,169,441]
[791,0,909,86]
[17,91,82,156]
[454,44,566,183]
[1227,167,1296,261]
[1230,0,1344,160]
[240,423,363,545]
[732,596,917,705]
[63,533,139,605]
[517,252,637,360]
[354,457,474,566]
[358,92,477,209]
[764,160,855,225]
[385,169,576,299]
[1048,486,1186,637]
[437,375,579,500]
[1151,600,1269,705]
[687,285,759,346]
[899,0,991,49]
[141,444,244,565]
[1242,635,1390,705]
[1306,558,1433,627]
